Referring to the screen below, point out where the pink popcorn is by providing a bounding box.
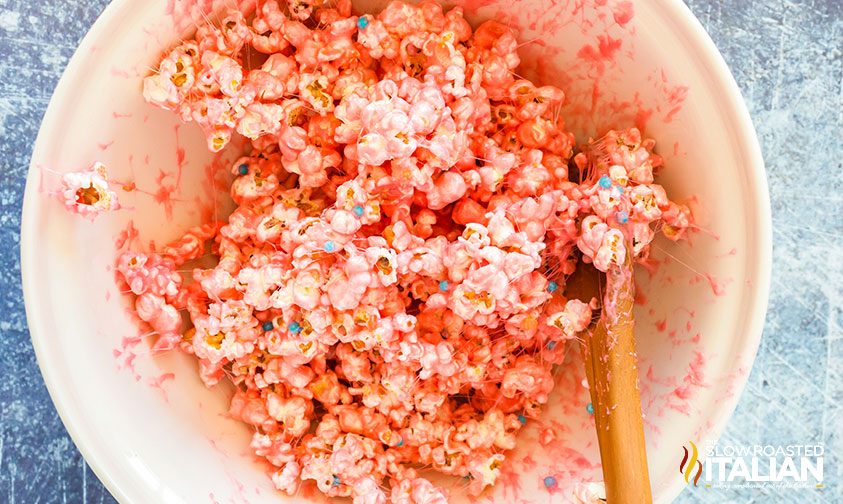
[547,299,593,338]
[628,184,666,221]
[161,222,220,264]
[324,262,364,311]
[264,356,317,389]
[425,171,467,210]
[271,461,301,494]
[236,102,284,139]
[238,264,285,311]
[142,43,200,109]
[229,389,275,430]
[450,284,496,323]
[366,246,399,286]
[253,432,294,467]
[661,201,693,240]
[60,162,120,219]
[193,267,237,299]
[134,293,181,350]
[391,477,448,504]
[592,228,627,271]
[278,124,308,161]
[418,341,458,379]
[253,0,286,33]
[266,393,311,436]
[500,355,554,402]
[354,476,388,504]
[190,322,255,365]
[299,73,334,114]
[465,451,507,494]
[576,215,623,271]
[124,2,694,501]
[357,18,397,60]
[356,133,390,166]
[117,252,181,299]
[206,299,254,334]
[282,144,340,188]
[285,267,322,310]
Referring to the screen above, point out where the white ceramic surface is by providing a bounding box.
[21,0,771,502]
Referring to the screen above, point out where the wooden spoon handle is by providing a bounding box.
[583,258,652,504]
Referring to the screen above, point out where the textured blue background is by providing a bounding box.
[0,0,840,502]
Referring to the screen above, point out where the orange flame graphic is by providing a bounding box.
[679,441,703,486]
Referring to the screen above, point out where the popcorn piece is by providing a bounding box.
[547,299,593,338]
[60,162,120,219]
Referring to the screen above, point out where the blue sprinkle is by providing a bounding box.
[324,240,336,252]
[586,402,594,415]
[598,175,612,189]
[615,210,629,224]
[517,414,527,425]
[397,437,404,447]
[237,164,249,175]
[617,185,625,194]
[439,280,449,291]
[262,321,274,332]
[332,475,341,487]
[543,476,557,488]
[547,281,558,293]
[546,341,557,350]
[357,16,369,29]
[352,205,364,217]
[288,321,302,333]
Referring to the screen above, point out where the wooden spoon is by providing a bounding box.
[566,253,653,504]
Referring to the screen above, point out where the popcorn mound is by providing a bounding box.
[117,1,691,502]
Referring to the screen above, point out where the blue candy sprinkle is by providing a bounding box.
[547,281,558,293]
[238,164,249,175]
[615,210,629,224]
[288,321,302,333]
[332,475,341,487]
[598,175,612,189]
[324,240,336,252]
[353,205,364,217]
[262,321,274,332]
[397,437,404,447]
[357,16,369,29]
[543,476,558,488]
[439,280,449,291]
[546,341,557,350]
[586,402,594,415]
[517,414,527,425]
[617,185,625,194]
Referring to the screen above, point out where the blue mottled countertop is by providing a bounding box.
[0,0,840,502]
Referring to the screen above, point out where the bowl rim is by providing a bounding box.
[20,0,772,502]
[21,2,142,502]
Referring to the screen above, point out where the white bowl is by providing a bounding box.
[21,0,771,502]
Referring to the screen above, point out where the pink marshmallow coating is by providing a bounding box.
[60,161,121,219]
[116,1,692,502]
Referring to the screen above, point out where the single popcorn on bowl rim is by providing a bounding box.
[59,161,120,219]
